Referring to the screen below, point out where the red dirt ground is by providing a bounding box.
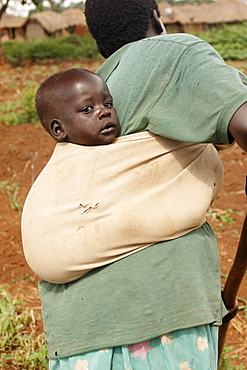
[0,59,246,367]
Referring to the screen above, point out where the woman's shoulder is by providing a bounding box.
[138,33,204,47]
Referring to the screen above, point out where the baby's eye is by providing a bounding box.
[80,106,93,114]
[105,101,113,108]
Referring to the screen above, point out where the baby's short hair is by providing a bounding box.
[36,68,97,134]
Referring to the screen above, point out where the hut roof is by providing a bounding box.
[60,8,86,27]
[26,11,68,33]
[159,2,175,24]
[193,0,247,24]
[159,3,201,25]
[0,13,26,29]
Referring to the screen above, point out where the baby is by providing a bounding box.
[21,68,223,284]
[35,68,120,146]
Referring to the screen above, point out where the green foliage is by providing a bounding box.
[3,23,247,64]
[3,35,102,66]
[19,88,39,123]
[192,22,247,60]
[0,288,48,369]
[207,208,236,224]
[219,346,246,370]
[0,289,28,349]
[0,181,22,210]
[237,296,247,320]
[0,86,38,126]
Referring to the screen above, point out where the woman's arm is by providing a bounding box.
[229,102,247,152]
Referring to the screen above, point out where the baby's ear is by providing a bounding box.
[50,119,67,141]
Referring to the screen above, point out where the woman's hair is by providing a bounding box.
[84,0,160,58]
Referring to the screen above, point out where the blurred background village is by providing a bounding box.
[0,0,247,42]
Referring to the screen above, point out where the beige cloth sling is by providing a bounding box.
[21,132,223,284]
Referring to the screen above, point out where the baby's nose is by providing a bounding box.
[98,107,111,119]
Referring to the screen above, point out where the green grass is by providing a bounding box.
[237,296,247,320]
[0,288,48,369]
[0,181,22,210]
[192,22,247,60]
[0,85,39,126]
[219,346,246,370]
[206,208,243,225]
[3,34,102,66]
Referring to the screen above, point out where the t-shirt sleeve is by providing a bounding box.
[147,40,247,144]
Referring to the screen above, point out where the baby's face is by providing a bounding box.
[59,72,120,146]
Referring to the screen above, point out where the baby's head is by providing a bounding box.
[36,68,120,146]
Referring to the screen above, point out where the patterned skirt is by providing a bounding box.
[49,324,218,370]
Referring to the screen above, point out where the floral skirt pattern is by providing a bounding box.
[49,324,218,370]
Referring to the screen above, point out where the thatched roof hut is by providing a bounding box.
[159,2,201,32]
[193,0,247,24]
[159,3,200,24]
[158,0,247,33]
[27,11,68,33]
[25,11,68,40]
[159,2,175,28]
[60,8,89,36]
[60,8,86,27]
[0,13,26,39]
[0,13,26,29]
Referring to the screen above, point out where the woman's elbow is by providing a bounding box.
[228,102,247,152]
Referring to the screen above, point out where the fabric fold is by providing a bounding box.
[21,131,223,284]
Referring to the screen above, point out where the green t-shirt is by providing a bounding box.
[99,33,247,143]
[39,34,247,359]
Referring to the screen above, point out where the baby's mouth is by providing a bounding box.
[100,122,116,134]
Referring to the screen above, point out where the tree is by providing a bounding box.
[29,0,68,12]
[0,0,9,18]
